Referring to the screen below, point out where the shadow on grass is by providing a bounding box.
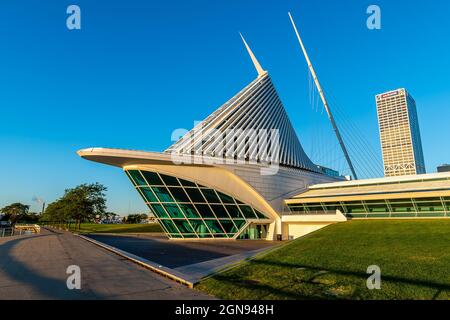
[207,274,320,300]
[206,258,450,300]
[254,259,450,292]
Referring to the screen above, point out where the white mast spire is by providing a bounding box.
[240,33,266,77]
[288,12,358,180]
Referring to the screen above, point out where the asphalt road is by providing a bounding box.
[87,234,276,268]
[0,229,211,300]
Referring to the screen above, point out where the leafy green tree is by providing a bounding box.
[0,203,30,225]
[42,183,107,230]
[41,199,68,222]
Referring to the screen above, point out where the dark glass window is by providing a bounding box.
[322,203,345,212]
[189,219,210,234]
[129,171,272,238]
[225,205,244,218]
[233,219,246,231]
[416,202,444,212]
[217,191,235,204]
[390,202,415,213]
[345,201,365,206]
[160,174,180,186]
[445,202,450,211]
[138,187,158,203]
[344,202,367,214]
[415,197,443,203]
[185,188,206,203]
[195,204,216,218]
[204,220,225,234]
[141,171,164,186]
[128,170,146,186]
[288,205,307,213]
[152,186,174,202]
[168,187,190,202]
[150,204,169,218]
[173,220,194,233]
[239,205,257,218]
[178,203,201,218]
[254,210,267,219]
[219,220,236,234]
[305,205,326,213]
[178,178,197,187]
[163,204,185,219]
[125,171,135,186]
[367,204,389,213]
[201,189,221,203]
[159,219,179,234]
[209,204,230,218]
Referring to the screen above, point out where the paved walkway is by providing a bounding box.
[87,233,276,268]
[83,234,279,284]
[0,229,211,300]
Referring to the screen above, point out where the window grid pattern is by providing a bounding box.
[287,197,450,218]
[376,89,425,177]
[126,170,269,239]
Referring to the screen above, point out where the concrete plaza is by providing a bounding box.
[87,233,276,268]
[0,228,211,300]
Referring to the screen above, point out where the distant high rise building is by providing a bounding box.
[376,88,426,177]
[437,164,450,173]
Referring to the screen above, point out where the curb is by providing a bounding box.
[76,234,195,288]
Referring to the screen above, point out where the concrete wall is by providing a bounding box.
[284,223,333,240]
[281,212,347,240]
[224,164,339,213]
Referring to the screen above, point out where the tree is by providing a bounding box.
[104,212,119,221]
[124,213,148,224]
[42,183,107,230]
[0,203,30,225]
[41,199,68,222]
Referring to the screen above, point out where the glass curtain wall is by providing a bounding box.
[287,197,450,218]
[125,169,269,239]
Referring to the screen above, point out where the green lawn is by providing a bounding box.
[68,223,163,234]
[196,220,450,300]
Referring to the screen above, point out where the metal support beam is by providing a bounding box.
[288,12,358,180]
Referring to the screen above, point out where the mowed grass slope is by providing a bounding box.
[197,220,450,300]
[69,223,163,234]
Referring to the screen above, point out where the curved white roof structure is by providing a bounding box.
[77,33,343,241]
[165,36,318,173]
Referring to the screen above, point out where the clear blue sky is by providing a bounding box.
[1,0,449,214]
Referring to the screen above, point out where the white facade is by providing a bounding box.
[376,88,426,177]
[78,36,345,241]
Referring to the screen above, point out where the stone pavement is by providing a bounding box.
[0,228,212,300]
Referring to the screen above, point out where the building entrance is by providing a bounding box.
[238,224,269,240]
